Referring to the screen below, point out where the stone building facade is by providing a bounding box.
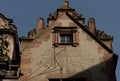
[19,1,117,81]
[0,13,20,81]
[18,1,117,81]
[0,1,118,81]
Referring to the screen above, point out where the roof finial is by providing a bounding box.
[62,1,69,9]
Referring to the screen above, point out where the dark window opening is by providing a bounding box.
[60,34,73,43]
[49,79,60,81]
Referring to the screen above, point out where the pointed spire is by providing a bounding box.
[62,1,69,9]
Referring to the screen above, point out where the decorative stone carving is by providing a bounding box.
[72,12,84,19]
[0,35,9,61]
[47,1,84,22]
[0,70,6,77]
[96,30,113,40]
[0,13,20,80]
[28,29,36,38]
[0,17,5,27]
[49,12,57,19]
[0,17,9,29]
[0,13,17,31]
[9,24,17,31]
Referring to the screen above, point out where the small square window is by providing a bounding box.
[53,27,79,47]
[60,34,73,43]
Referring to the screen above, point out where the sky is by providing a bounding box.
[0,0,119,80]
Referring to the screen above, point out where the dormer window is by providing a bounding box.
[52,27,79,47]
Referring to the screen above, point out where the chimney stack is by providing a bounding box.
[36,18,44,35]
[88,18,96,35]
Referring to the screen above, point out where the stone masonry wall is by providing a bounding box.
[19,14,115,81]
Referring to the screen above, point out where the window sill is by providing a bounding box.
[53,43,78,47]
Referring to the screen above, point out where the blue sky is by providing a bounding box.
[0,0,119,80]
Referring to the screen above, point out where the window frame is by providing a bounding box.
[60,34,73,44]
[53,27,78,47]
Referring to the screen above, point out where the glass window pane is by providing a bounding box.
[61,35,66,43]
[66,35,73,43]
[60,34,73,43]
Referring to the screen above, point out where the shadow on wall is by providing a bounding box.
[67,54,118,81]
[48,54,118,81]
[20,54,118,81]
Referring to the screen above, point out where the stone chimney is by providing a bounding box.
[36,18,44,35]
[88,18,96,35]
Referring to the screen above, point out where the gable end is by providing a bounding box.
[66,12,113,54]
